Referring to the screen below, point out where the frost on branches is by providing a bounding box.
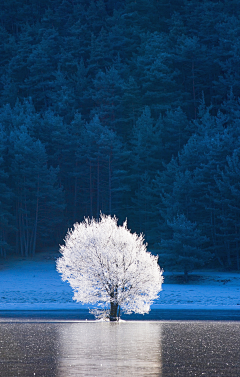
[56,214,163,321]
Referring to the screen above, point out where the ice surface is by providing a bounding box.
[1,321,240,376]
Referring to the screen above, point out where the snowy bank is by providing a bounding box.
[1,254,240,311]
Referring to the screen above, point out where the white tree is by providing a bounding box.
[56,214,163,321]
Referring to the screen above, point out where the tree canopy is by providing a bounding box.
[56,214,163,320]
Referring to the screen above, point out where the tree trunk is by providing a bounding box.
[110,302,119,321]
[97,156,100,219]
[236,241,239,271]
[89,162,93,217]
[74,171,78,221]
[31,196,39,257]
[108,154,112,215]
[192,59,197,120]
[226,238,231,267]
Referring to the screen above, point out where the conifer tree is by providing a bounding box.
[156,107,190,163]
[24,27,60,111]
[214,149,240,269]
[0,127,14,257]
[160,214,210,281]
[76,115,129,221]
[135,31,181,116]
[91,66,125,134]
[10,127,65,256]
[130,106,162,238]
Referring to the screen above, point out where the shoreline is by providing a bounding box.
[1,257,240,315]
[1,308,240,321]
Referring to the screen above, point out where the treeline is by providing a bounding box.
[0,0,240,272]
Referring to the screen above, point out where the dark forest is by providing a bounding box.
[0,0,240,274]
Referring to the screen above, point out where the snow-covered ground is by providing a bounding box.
[1,253,240,311]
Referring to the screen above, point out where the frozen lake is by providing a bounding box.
[0,321,240,376]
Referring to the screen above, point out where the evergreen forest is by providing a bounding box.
[1,0,240,274]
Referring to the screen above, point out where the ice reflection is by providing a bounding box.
[1,320,240,377]
[56,322,162,377]
[0,323,58,377]
[161,322,240,377]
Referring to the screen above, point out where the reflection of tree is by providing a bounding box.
[57,322,162,376]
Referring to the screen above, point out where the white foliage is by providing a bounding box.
[56,214,163,314]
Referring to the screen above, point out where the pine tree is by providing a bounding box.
[0,99,40,136]
[107,7,140,62]
[3,23,38,104]
[214,149,240,270]
[85,0,108,35]
[75,115,129,221]
[87,28,113,76]
[10,127,65,256]
[153,156,180,247]
[0,26,17,107]
[131,106,162,177]
[123,0,162,33]
[213,14,240,104]
[91,66,125,134]
[70,58,91,118]
[173,34,213,118]
[0,126,14,257]
[160,214,211,281]
[135,31,181,116]
[48,66,76,123]
[156,107,190,163]
[131,171,159,246]
[24,27,61,111]
[130,106,163,238]
[154,95,236,268]
[120,76,142,138]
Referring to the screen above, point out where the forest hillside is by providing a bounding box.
[0,0,240,272]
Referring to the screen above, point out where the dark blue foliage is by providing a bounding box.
[0,0,239,271]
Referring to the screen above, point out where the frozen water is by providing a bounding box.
[0,321,240,376]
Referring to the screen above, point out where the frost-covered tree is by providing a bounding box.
[56,214,163,321]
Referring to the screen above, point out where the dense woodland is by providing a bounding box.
[0,0,240,273]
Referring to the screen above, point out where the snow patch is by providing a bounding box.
[1,257,240,311]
